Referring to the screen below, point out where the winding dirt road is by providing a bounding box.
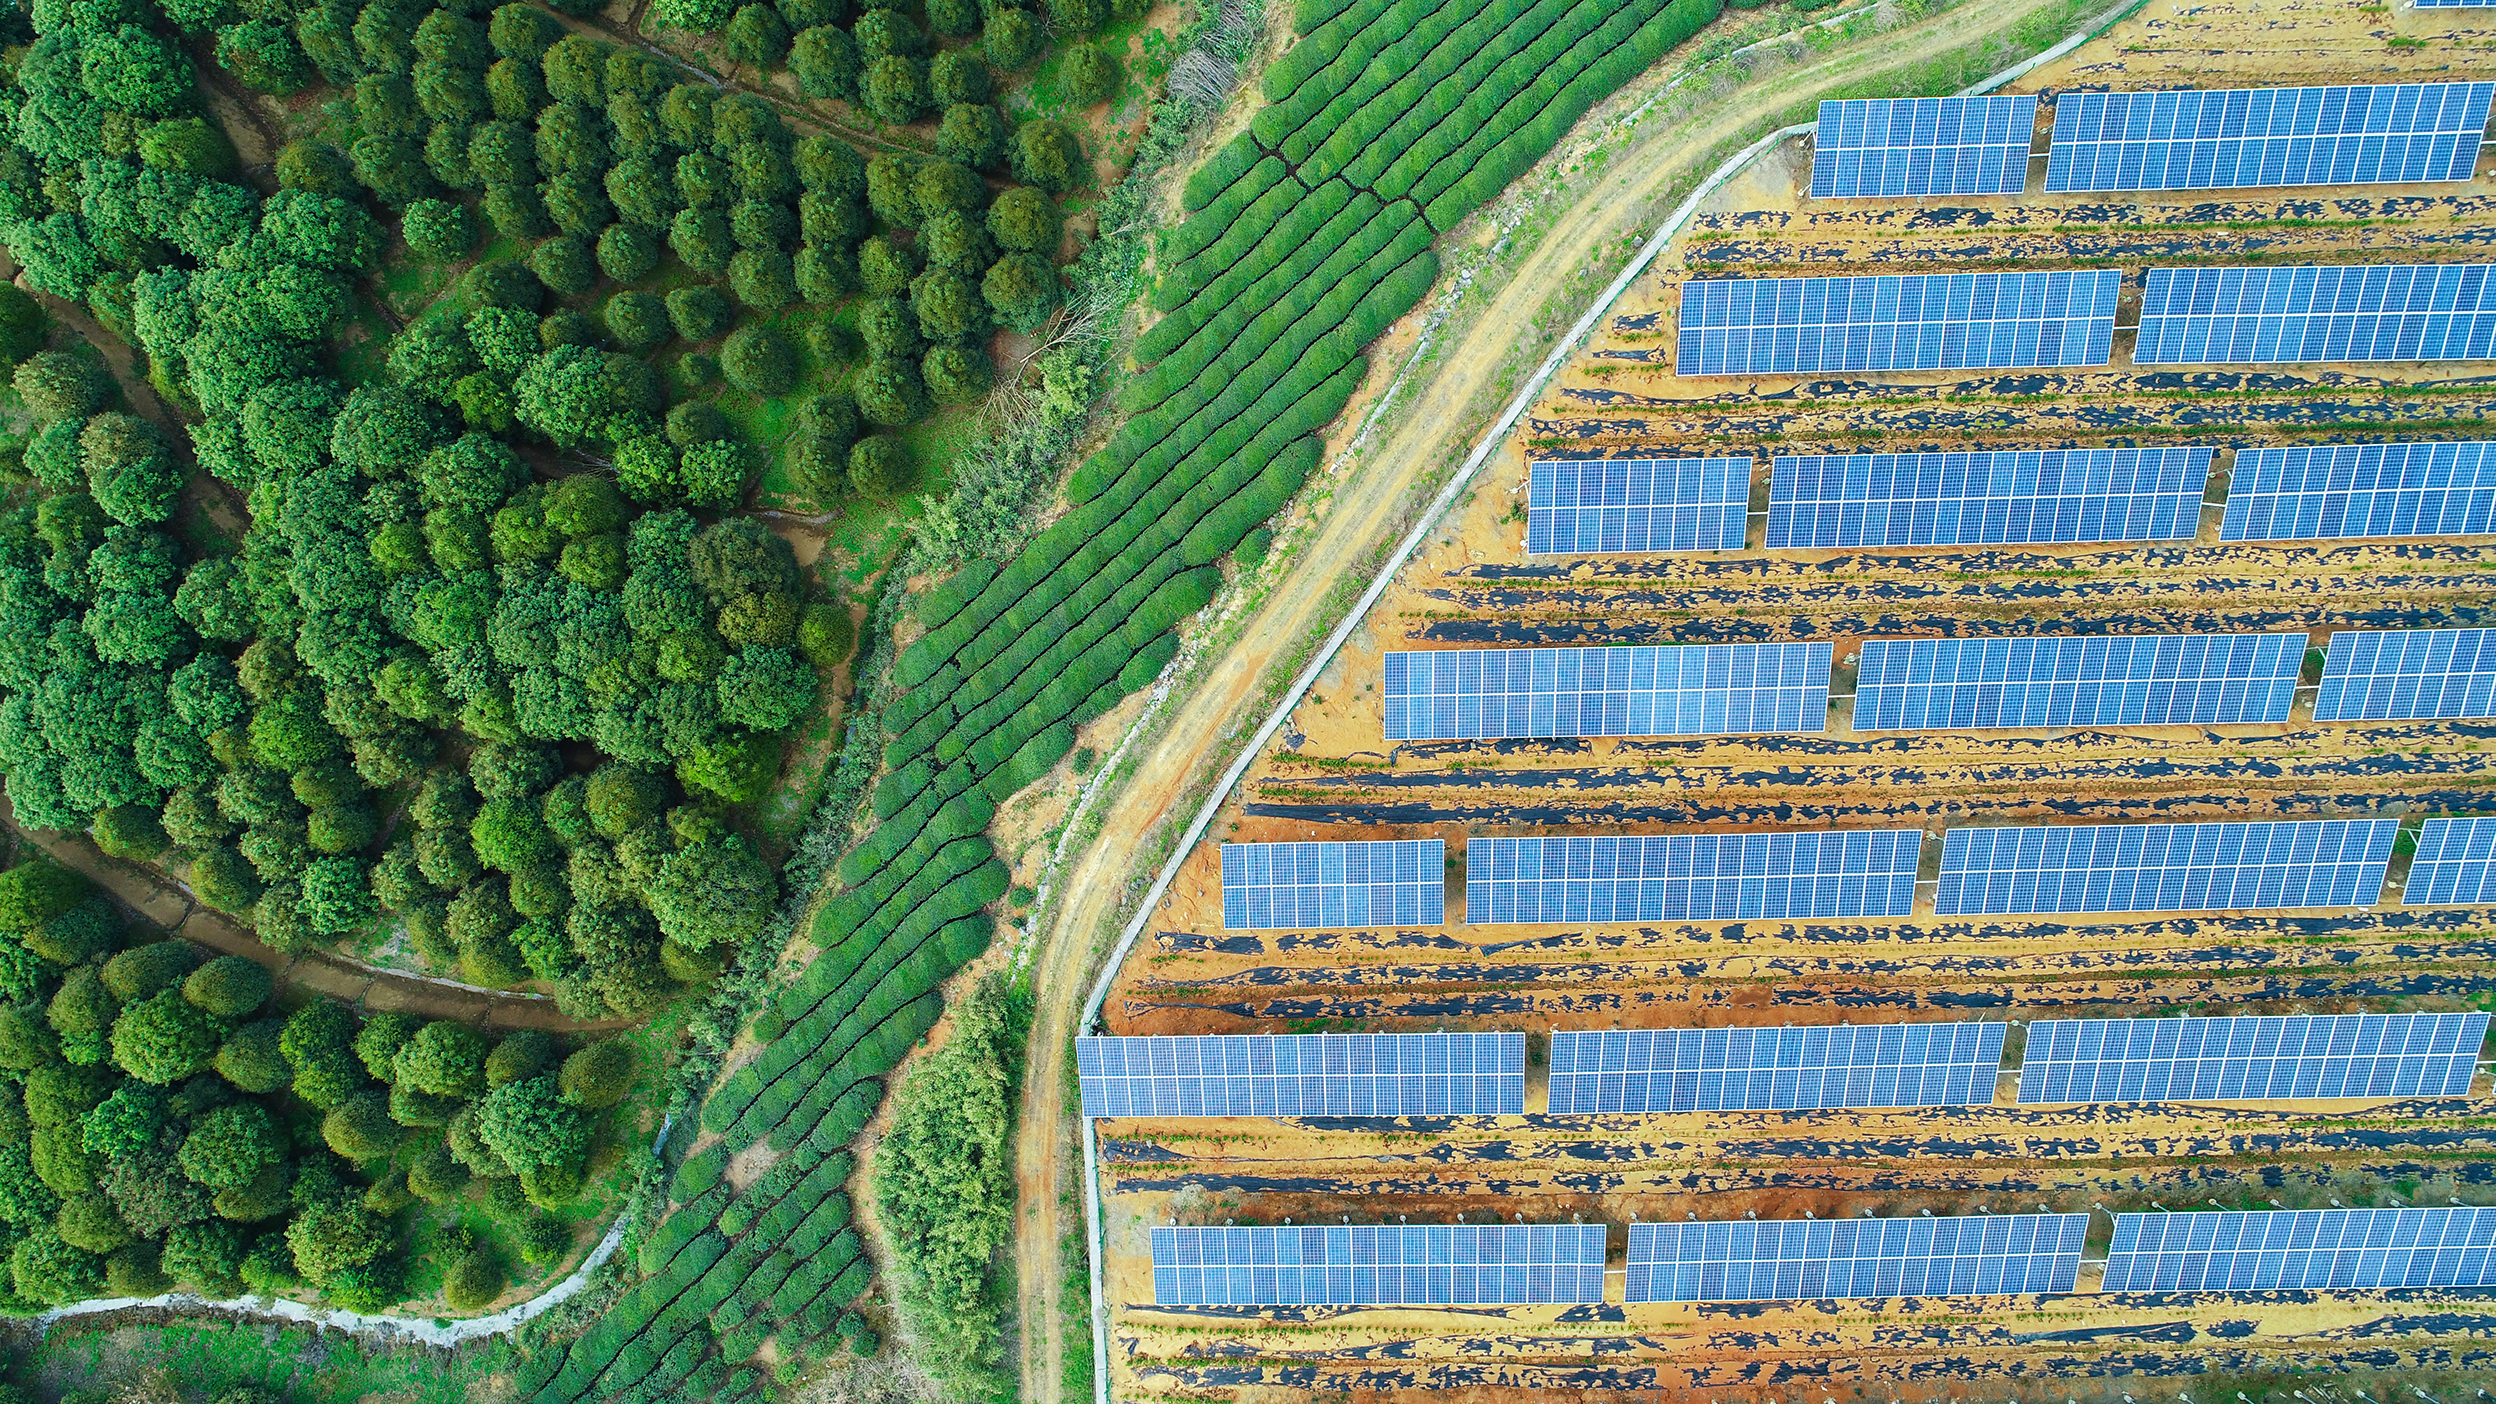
[1006,0,2112,1397]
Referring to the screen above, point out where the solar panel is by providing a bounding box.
[1933,819,2397,915]
[2403,816,2496,905]
[1813,95,2038,197]
[1527,457,1752,553]
[1549,1022,2006,1113]
[1221,841,1445,930]
[2046,84,2495,192]
[1678,270,2121,375]
[2416,0,2496,7]
[1765,448,2210,548]
[2136,265,2496,364]
[1625,1214,2087,1302]
[1466,832,1921,924]
[1076,1033,1525,1117]
[2221,441,2496,540]
[1853,633,2303,730]
[1381,645,1831,740]
[2315,628,2496,720]
[2103,1208,2496,1292]
[2019,1013,2488,1103]
[1151,1224,1608,1305]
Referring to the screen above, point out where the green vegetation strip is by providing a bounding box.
[517,0,1731,1396]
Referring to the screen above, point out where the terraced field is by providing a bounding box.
[1089,0,2496,1397]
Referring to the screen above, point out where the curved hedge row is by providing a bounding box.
[521,0,1720,1395]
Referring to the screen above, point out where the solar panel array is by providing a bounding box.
[2222,441,2496,541]
[1812,95,2039,198]
[1548,1022,2007,1113]
[1854,633,2303,730]
[2136,264,2496,364]
[1934,819,2398,915]
[1221,841,1445,930]
[1380,645,1831,740]
[1625,1214,2088,1302]
[2045,84,2496,192]
[1075,1033,1526,1118]
[1150,1224,1608,1306]
[1678,270,2121,375]
[2415,0,2496,7]
[2403,816,2496,906]
[2315,627,2496,720]
[1764,448,2210,548]
[2103,1208,2496,1292]
[2018,1013,2489,1104]
[1466,832,1922,925]
[1526,457,1753,553]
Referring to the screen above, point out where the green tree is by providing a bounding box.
[983,8,1041,70]
[875,972,1017,1390]
[444,1246,504,1309]
[790,25,859,100]
[475,1075,587,1175]
[182,955,272,1018]
[923,344,992,405]
[715,646,814,729]
[982,252,1059,331]
[721,3,789,66]
[848,432,913,496]
[14,352,107,423]
[557,1040,633,1108]
[11,1226,100,1305]
[176,1102,283,1189]
[728,248,797,313]
[984,187,1058,254]
[1061,42,1119,106]
[401,198,477,261]
[219,19,310,94]
[719,326,796,395]
[528,234,596,297]
[320,1089,400,1161]
[594,223,660,284]
[393,1020,488,1096]
[863,55,930,126]
[929,50,991,105]
[214,1019,289,1094]
[936,102,1005,169]
[665,285,732,343]
[111,989,225,1085]
[286,1196,391,1283]
[650,0,733,30]
[668,207,733,276]
[1010,119,1082,193]
[490,3,562,58]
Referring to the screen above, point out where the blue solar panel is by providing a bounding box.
[2137,265,2496,364]
[2046,84,2495,191]
[1221,841,1444,930]
[2222,441,2496,541]
[1076,1033,1526,1118]
[1466,832,1921,924]
[1151,1224,1608,1305]
[2019,1013,2488,1103]
[1526,457,1752,553]
[2416,0,2496,7]
[1381,645,1830,740]
[2315,628,2496,720]
[1856,633,2302,730]
[1813,95,2038,197]
[2404,816,2496,905]
[1934,819,2397,915]
[1549,1022,2006,1113]
[2103,1208,2496,1292]
[1766,448,2210,548]
[1678,270,2120,375]
[1626,1214,2087,1302]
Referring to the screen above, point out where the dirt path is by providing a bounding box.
[11,818,639,1032]
[1006,0,2108,1397]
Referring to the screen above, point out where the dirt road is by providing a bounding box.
[1008,0,2109,1397]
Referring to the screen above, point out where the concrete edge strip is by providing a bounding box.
[1070,0,2158,1397]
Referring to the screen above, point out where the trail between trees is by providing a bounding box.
[1006,0,2104,1399]
[10,816,639,1032]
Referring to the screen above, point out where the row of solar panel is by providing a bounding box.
[1810,85,2493,199]
[1527,441,2496,553]
[1217,819,2496,929]
[1380,628,2496,741]
[1076,1012,2490,1117]
[1143,1208,2496,1304]
[1676,264,2496,375]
